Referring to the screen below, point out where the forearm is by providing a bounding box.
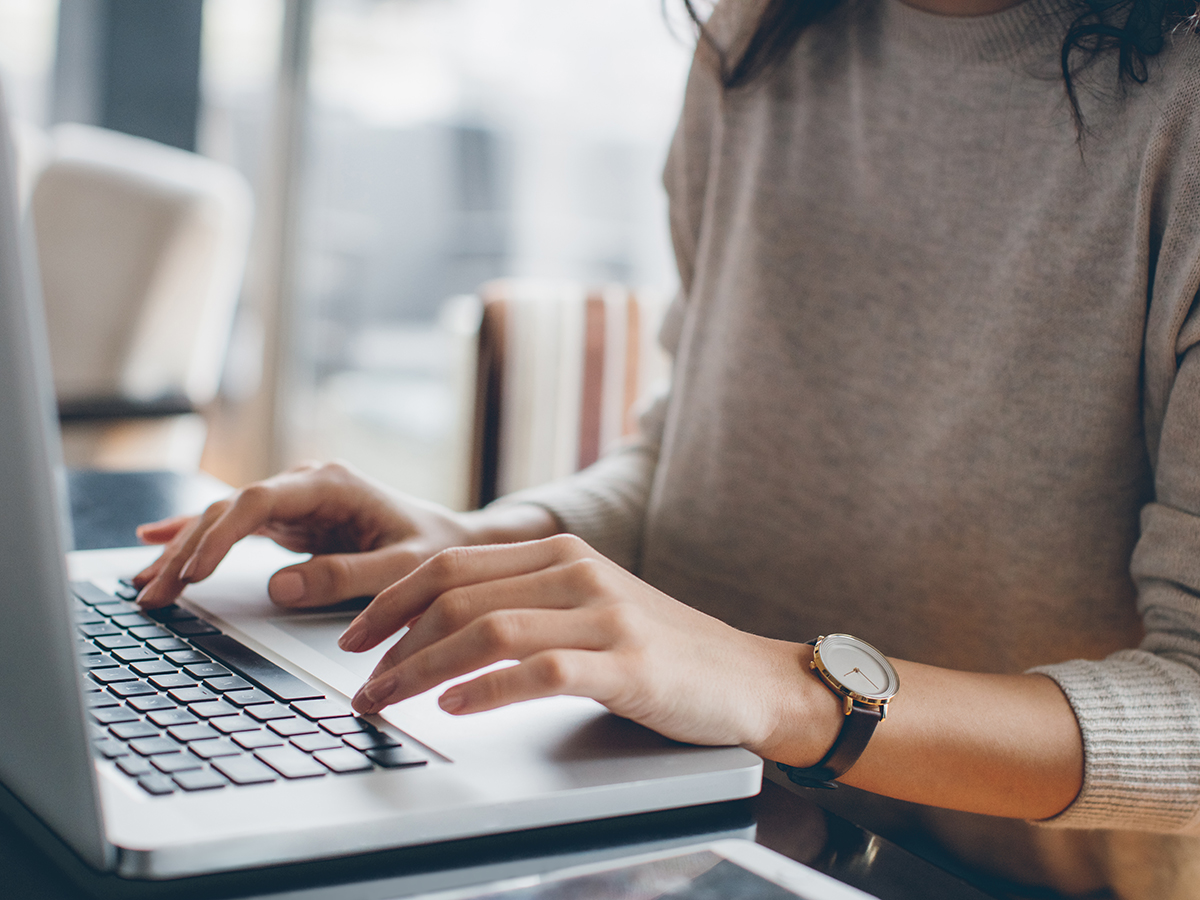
[756,645,1084,821]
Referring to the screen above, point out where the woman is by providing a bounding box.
[135,0,1200,894]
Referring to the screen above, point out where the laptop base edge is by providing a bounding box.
[1,770,755,899]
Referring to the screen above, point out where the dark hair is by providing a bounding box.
[682,0,1200,129]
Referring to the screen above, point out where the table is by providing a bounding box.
[0,471,1005,900]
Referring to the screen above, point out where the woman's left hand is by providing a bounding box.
[340,533,838,762]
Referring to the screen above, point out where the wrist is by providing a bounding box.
[456,502,560,546]
[747,639,844,768]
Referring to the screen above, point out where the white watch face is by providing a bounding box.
[815,634,899,702]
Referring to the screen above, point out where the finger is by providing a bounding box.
[362,565,596,673]
[352,608,610,714]
[267,544,425,609]
[173,485,284,584]
[174,468,367,584]
[132,515,201,587]
[438,649,621,716]
[135,503,229,607]
[135,514,194,545]
[339,535,586,652]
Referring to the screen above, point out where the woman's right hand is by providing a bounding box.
[131,461,557,610]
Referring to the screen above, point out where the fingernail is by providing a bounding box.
[351,687,373,713]
[439,692,465,714]
[338,617,368,652]
[354,679,386,713]
[270,571,305,605]
[182,553,204,582]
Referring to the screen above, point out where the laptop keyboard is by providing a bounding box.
[73,580,427,797]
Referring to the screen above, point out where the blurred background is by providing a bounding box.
[0,0,693,508]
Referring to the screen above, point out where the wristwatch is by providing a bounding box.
[777,633,899,789]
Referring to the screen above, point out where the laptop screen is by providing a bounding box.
[0,88,113,870]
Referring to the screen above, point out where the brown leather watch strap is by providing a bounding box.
[777,638,885,789]
[778,703,882,789]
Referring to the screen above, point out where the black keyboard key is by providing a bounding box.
[113,582,140,601]
[233,730,283,750]
[153,753,203,774]
[96,634,140,650]
[174,769,227,792]
[210,715,260,734]
[256,747,326,779]
[80,654,118,669]
[212,756,276,785]
[93,738,129,758]
[190,634,325,702]
[86,693,122,708]
[190,700,236,718]
[79,624,122,638]
[117,757,153,776]
[148,638,190,652]
[320,717,373,736]
[94,601,138,617]
[188,738,244,759]
[91,706,139,725]
[170,620,221,637]
[79,622,122,637]
[75,609,106,626]
[290,732,343,753]
[112,613,154,629]
[314,748,373,774]
[132,660,178,676]
[110,681,158,698]
[72,582,115,606]
[343,730,401,751]
[146,606,198,623]
[113,647,159,663]
[184,663,231,679]
[171,686,219,704]
[89,667,136,686]
[364,746,427,769]
[137,774,177,795]
[224,689,274,707]
[166,650,210,665]
[129,736,182,756]
[129,695,178,712]
[206,675,252,693]
[150,673,198,689]
[268,717,319,737]
[246,703,294,722]
[132,626,174,641]
[148,709,198,727]
[111,721,159,740]
[169,723,219,742]
[292,699,348,720]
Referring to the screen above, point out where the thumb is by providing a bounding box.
[268,545,425,609]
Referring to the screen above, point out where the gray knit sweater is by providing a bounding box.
[502,0,1200,892]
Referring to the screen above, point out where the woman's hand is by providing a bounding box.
[132,461,557,610]
[341,533,842,762]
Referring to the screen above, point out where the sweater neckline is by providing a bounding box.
[879,0,1076,63]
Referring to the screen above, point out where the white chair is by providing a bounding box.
[26,123,253,470]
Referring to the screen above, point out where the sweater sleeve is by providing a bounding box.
[1029,68,1200,832]
[1031,339,1200,833]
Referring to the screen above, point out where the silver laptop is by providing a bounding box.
[0,90,761,881]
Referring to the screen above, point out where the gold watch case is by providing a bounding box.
[810,633,900,718]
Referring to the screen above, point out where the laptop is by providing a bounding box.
[0,90,761,881]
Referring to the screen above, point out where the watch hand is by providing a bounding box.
[846,666,881,690]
